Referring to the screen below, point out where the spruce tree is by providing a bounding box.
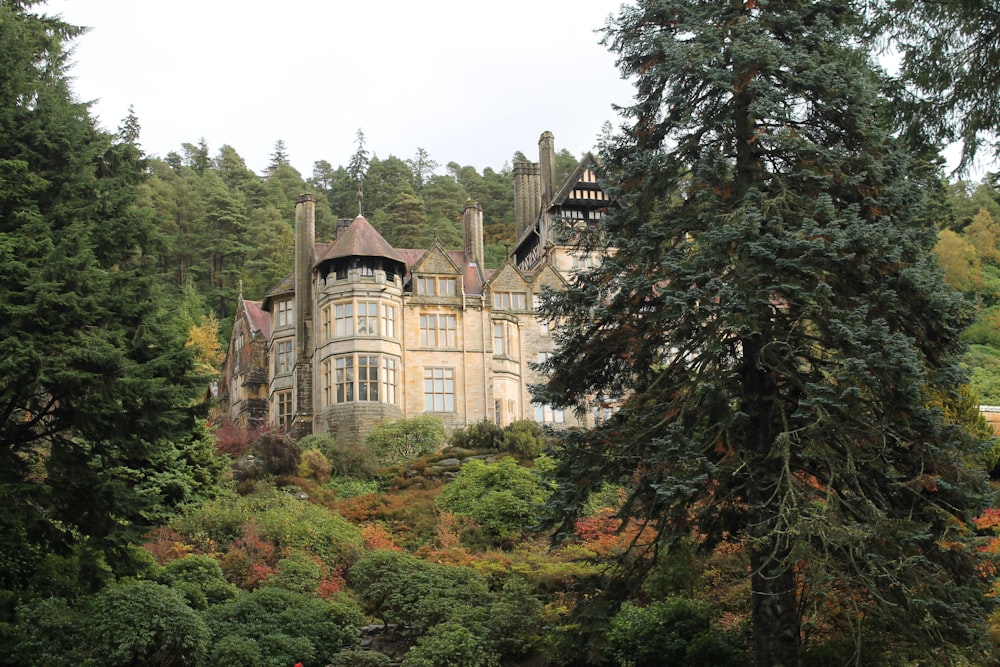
[0,2,221,598]
[536,0,993,664]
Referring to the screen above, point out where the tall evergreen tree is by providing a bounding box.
[0,2,221,599]
[873,0,1000,169]
[536,1,993,664]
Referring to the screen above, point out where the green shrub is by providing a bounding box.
[402,621,499,667]
[9,596,86,667]
[607,598,744,667]
[267,551,323,594]
[501,419,547,458]
[449,420,504,451]
[327,477,382,499]
[329,649,394,667]
[366,415,446,465]
[211,635,262,667]
[253,495,364,568]
[157,553,237,609]
[205,586,363,665]
[349,550,490,637]
[85,580,210,666]
[437,457,551,546]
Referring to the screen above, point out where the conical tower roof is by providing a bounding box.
[315,215,405,265]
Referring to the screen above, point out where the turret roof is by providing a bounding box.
[315,215,405,265]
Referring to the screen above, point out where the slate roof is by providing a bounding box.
[315,215,405,265]
[242,298,270,340]
[395,248,485,296]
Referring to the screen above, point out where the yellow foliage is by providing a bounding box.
[186,312,224,375]
[934,228,981,292]
[965,208,1000,264]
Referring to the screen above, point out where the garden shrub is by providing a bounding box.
[267,550,323,594]
[500,419,547,458]
[205,586,363,666]
[402,621,499,667]
[84,579,210,666]
[156,553,237,609]
[437,457,551,547]
[301,433,380,478]
[253,494,364,568]
[210,635,262,667]
[328,649,394,667]
[251,430,301,477]
[607,598,744,667]
[9,596,86,667]
[449,419,504,451]
[365,415,446,465]
[348,549,490,637]
[298,447,333,482]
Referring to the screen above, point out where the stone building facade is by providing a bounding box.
[219,133,613,442]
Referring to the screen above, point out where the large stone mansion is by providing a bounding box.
[219,132,613,443]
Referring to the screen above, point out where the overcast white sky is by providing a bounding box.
[42,0,635,177]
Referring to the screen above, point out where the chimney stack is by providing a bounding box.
[294,194,315,358]
[463,200,484,269]
[513,160,540,240]
[538,131,557,209]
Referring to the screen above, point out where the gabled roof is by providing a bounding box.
[395,247,485,296]
[241,298,270,340]
[550,152,601,207]
[315,215,405,265]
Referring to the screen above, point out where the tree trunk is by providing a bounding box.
[743,336,800,667]
[750,532,800,667]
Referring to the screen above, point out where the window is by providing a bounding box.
[494,323,506,356]
[494,321,516,357]
[420,313,457,347]
[534,403,565,424]
[357,301,378,335]
[276,299,293,327]
[424,368,455,412]
[493,291,527,310]
[358,355,379,401]
[277,391,293,429]
[321,305,331,341]
[336,356,354,402]
[537,351,552,366]
[275,339,293,374]
[335,302,354,337]
[322,359,332,407]
[381,357,397,405]
[328,355,398,405]
[381,304,396,340]
[360,263,375,278]
[417,276,457,296]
